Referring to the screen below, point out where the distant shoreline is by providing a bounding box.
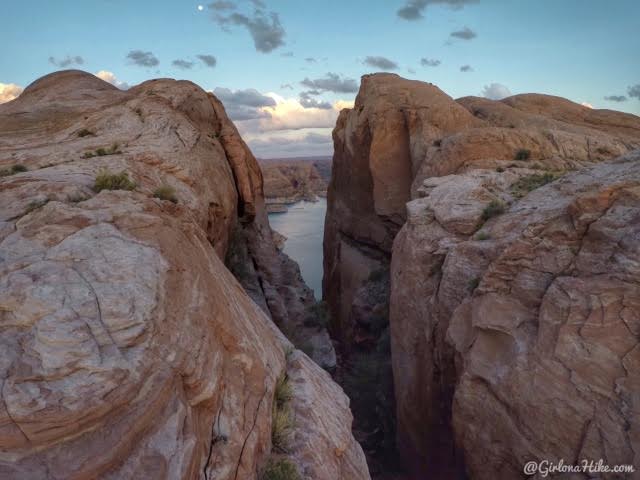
[259,156,332,213]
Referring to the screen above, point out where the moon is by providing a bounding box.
[197,5,204,11]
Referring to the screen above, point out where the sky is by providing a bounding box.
[1,0,639,158]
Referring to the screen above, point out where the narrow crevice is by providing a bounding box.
[1,380,31,444]
[233,386,268,480]
[203,389,227,480]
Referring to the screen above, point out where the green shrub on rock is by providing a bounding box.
[0,164,28,177]
[514,148,531,161]
[271,374,294,453]
[511,172,556,198]
[94,170,136,192]
[153,185,178,203]
[481,200,505,222]
[260,458,301,480]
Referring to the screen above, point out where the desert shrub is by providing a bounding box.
[260,458,301,480]
[514,148,531,161]
[475,232,491,241]
[468,277,480,292]
[1,164,27,177]
[433,139,442,147]
[495,166,505,173]
[481,200,505,222]
[83,143,122,159]
[596,146,611,155]
[511,172,556,198]
[153,185,178,203]
[94,170,136,192]
[77,128,94,137]
[274,375,292,409]
[271,372,294,453]
[271,405,294,452]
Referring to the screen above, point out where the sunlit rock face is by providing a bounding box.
[447,153,640,479]
[259,157,331,211]
[0,70,366,480]
[323,72,640,477]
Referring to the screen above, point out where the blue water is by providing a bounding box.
[269,198,327,300]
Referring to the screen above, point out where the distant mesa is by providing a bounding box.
[259,156,332,212]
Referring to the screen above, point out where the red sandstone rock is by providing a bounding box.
[258,157,331,212]
[0,71,365,479]
[324,72,640,478]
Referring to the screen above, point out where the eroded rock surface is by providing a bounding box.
[323,72,640,478]
[259,157,331,212]
[447,154,640,478]
[0,71,362,479]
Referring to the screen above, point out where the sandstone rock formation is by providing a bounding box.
[259,157,331,213]
[324,73,640,478]
[447,152,640,479]
[0,70,363,479]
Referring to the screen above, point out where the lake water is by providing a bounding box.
[268,198,327,300]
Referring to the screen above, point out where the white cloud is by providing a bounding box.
[220,91,354,157]
[246,129,333,158]
[206,84,356,156]
[0,83,23,104]
[244,93,353,132]
[481,83,511,100]
[95,71,129,90]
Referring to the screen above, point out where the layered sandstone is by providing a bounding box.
[0,71,363,479]
[259,157,331,213]
[447,153,640,479]
[324,73,640,478]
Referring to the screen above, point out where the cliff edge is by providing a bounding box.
[0,71,365,480]
[323,72,640,478]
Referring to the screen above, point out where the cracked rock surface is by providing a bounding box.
[323,72,640,478]
[0,70,366,480]
[447,153,640,478]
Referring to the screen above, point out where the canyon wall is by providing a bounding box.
[0,71,364,479]
[324,73,640,478]
[259,157,331,212]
